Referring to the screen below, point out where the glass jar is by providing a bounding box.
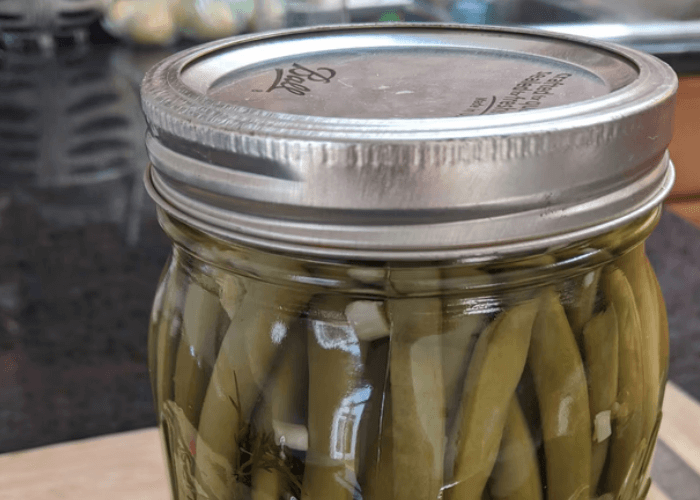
[141,24,677,500]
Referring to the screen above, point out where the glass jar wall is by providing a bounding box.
[149,206,669,500]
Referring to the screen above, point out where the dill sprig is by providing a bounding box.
[229,372,304,498]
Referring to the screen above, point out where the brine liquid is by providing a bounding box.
[150,230,667,500]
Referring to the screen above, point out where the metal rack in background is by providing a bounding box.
[0,0,103,50]
[0,45,149,246]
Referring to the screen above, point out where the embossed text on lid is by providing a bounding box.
[180,29,638,119]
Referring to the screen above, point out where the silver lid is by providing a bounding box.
[141,23,677,261]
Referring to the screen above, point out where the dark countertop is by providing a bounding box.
[647,210,700,395]
[0,37,699,455]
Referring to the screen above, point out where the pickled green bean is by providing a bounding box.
[195,279,309,500]
[303,295,364,500]
[364,384,394,500]
[149,254,172,416]
[441,266,489,417]
[441,311,482,404]
[582,305,619,493]
[488,397,543,500]
[161,399,198,500]
[447,298,539,500]
[528,288,591,500]
[565,268,601,345]
[252,319,308,500]
[601,268,645,496]
[356,338,390,492]
[252,469,279,500]
[270,320,308,445]
[442,307,484,473]
[217,273,246,319]
[174,282,226,427]
[388,295,444,500]
[650,265,669,399]
[151,257,186,499]
[617,246,660,439]
[152,257,185,414]
[441,266,489,415]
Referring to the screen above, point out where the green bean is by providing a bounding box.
[649,266,670,399]
[514,367,542,456]
[270,320,308,445]
[156,423,179,500]
[252,469,280,500]
[387,267,444,500]
[582,304,619,493]
[161,399,198,500]
[249,414,283,500]
[488,397,543,500]
[591,217,646,255]
[388,296,444,500]
[528,288,590,500]
[447,298,539,500]
[251,319,308,500]
[441,266,490,478]
[637,412,662,499]
[565,268,601,346]
[195,279,309,500]
[302,295,364,500]
[442,308,483,408]
[149,254,171,415]
[617,246,660,439]
[441,268,488,414]
[152,255,185,414]
[173,282,226,428]
[388,267,443,295]
[442,305,485,473]
[364,383,394,500]
[601,268,645,497]
[356,337,390,491]
[151,258,188,499]
[217,273,247,319]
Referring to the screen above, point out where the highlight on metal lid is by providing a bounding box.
[141,23,677,261]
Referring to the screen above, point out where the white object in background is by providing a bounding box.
[101,0,254,45]
[251,0,287,31]
[102,0,177,45]
[174,0,254,40]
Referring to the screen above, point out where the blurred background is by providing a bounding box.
[1,0,700,458]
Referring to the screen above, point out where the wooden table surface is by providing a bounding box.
[1,381,698,500]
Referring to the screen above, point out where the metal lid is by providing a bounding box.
[141,23,677,261]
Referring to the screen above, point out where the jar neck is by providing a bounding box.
[157,206,661,298]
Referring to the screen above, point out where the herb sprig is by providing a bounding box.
[229,372,304,498]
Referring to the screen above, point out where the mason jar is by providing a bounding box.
[141,24,677,500]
